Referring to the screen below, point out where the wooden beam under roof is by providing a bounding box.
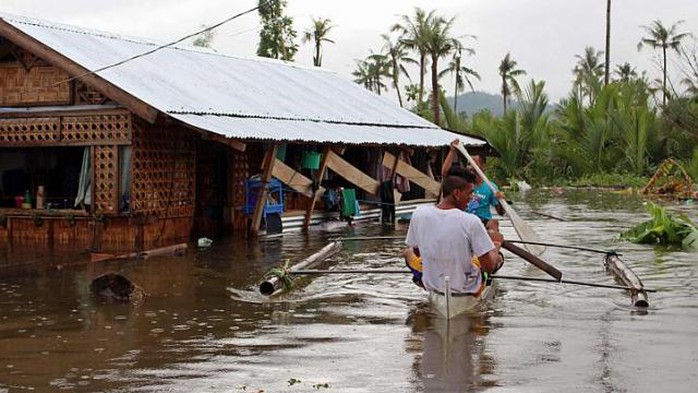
[382,151,440,196]
[271,159,320,198]
[0,19,159,124]
[199,130,246,152]
[325,150,380,196]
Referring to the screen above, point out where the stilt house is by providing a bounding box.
[0,13,487,252]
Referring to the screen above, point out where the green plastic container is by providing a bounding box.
[301,151,322,169]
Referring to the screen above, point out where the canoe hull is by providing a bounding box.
[428,283,495,318]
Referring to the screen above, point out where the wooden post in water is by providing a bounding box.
[259,240,343,296]
[604,254,649,308]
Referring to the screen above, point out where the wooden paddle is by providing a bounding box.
[452,140,546,256]
[501,241,562,281]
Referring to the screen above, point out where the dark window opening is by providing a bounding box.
[0,147,84,209]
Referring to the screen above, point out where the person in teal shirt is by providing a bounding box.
[441,141,505,233]
[465,155,505,232]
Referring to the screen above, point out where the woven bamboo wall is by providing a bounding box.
[131,119,196,218]
[0,215,189,251]
[0,215,92,246]
[0,111,131,146]
[0,64,71,106]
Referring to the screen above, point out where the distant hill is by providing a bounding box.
[448,91,515,117]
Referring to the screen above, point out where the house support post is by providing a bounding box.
[250,144,278,237]
[304,146,332,228]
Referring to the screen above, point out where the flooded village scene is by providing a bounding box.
[1,0,697,392]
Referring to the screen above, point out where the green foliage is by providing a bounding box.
[257,0,298,61]
[685,148,698,182]
[571,173,648,187]
[439,90,466,131]
[302,17,334,67]
[554,81,660,178]
[621,201,698,249]
[353,52,390,95]
[288,378,301,386]
[266,259,294,291]
[660,98,698,159]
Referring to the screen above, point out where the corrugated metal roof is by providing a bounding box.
[0,13,485,147]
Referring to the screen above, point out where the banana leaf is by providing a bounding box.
[621,201,698,250]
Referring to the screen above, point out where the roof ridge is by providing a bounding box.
[0,12,337,73]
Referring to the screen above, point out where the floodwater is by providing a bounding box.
[0,190,697,392]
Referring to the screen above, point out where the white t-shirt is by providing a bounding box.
[405,205,494,294]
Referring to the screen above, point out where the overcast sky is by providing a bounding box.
[4,0,697,104]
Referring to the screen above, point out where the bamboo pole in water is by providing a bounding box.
[604,254,649,308]
[259,240,343,296]
[287,269,656,292]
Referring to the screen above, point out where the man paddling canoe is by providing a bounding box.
[442,140,506,234]
[404,167,504,296]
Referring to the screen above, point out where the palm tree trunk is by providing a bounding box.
[604,0,611,85]
[502,76,508,114]
[418,53,426,104]
[394,77,403,107]
[314,40,321,66]
[431,57,440,125]
[453,77,459,115]
[662,45,667,106]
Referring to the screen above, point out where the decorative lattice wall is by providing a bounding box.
[131,119,196,218]
[0,65,71,106]
[61,114,130,144]
[92,145,119,214]
[0,111,131,146]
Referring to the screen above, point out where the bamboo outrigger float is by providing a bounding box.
[259,240,343,296]
[604,253,650,308]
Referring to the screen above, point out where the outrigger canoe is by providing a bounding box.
[428,276,495,319]
[405,249,497,319]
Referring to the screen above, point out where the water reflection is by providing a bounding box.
[409,307,497,392]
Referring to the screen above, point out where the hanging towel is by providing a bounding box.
[340,188,358,218]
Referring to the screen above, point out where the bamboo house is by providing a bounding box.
[0,13,487,253]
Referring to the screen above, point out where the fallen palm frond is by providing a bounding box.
[621,201,698,250]
[642,158,695,199]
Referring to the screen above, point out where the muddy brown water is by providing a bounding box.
[0,190,696,392]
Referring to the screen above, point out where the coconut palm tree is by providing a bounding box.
[573,46,605,105]
[438,38,480,114]
[392,8,435,105]
[352,60,372,90]
[302,17,334,67]
[604,0,612,85]
[425,15,457,126]
[352,53,389,95]
[381,34,415,107]
[638,20,692,105]
[499,53,526,114]
[614,62,638,83]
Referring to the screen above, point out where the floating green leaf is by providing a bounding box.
[621,201,698,250]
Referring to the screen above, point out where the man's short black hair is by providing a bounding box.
[442,166,475,196]
[447,166,475,183]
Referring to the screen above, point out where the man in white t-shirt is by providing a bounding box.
[405,167,503,294]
